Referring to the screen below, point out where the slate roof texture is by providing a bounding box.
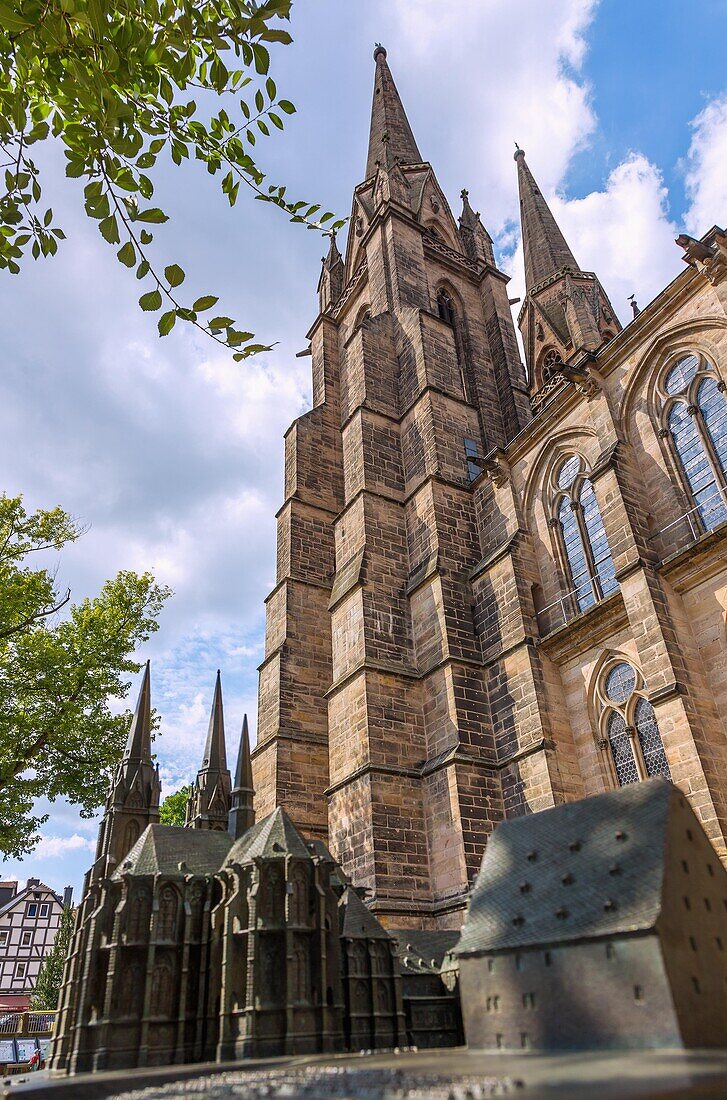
[224,806,311,867]
[114,825,232,878]
[456,779,674,956]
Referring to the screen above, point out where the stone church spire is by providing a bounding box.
[92,661,161,879]
[514,146,621,394]
[228,714,255,840]
[366,45,422,178]
[318,229,345,312]
[186,671,232,831]
[515,145,580,291]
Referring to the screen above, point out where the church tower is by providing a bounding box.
[186,671,232,831]
[254,47,536,928]
[514,146,621,403]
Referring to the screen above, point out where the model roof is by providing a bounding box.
[457,779,677,955]
[114,824,232,878]
[225,806,311,866]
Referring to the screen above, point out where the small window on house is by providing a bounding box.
[21,931,32,947]
[464,438,482,482]
[595,658,671,788]
[27,903,38,918]
[39,903,49,918]
[15,962,27,979]
[0,930,8,947]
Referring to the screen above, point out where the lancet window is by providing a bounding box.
[595,659,671,787]
[550,454,618,612]
[658,352,727,532]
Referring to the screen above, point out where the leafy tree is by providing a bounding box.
[30,904,75,1010]
[159,784,192,826]
[0,0,344,358]
[0,495,171,858]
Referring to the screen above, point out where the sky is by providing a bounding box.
[1,0,726,900]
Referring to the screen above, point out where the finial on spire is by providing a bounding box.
[514,142,525,160]
[628,293,641,318]
[373,43,387,62]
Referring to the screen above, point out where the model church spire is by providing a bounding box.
[186,671,232,831]
[514,146,621,395]
[366,45,422,178]
[93,660,161,879]
[228,714,255,840]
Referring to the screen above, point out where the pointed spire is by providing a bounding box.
[229,714,255,840]
[515,146,580,292]
[202,669,227,772]
[366,45,422,179]
[459,188,495,267]
[459,188,478,232]
[186,671,232,831]
[123,661,152,762]
[317,229,344,311]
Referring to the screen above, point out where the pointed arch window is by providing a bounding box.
[550,454,618,612]
[659,352,727,533]
[595,659,671,787]
[436,288,455,325]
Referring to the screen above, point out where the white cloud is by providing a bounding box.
[388,0,600,228]
[684,93,727,236]
[35,834,96,859]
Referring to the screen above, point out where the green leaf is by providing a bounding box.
[139,289,163,311]
[136,260,150,280]
[278,100,296,114]
[139,230,153,245]
[117,241,136,267]
[0,3,31,31]
[99,216,120,244]
[192,295,218,312]
[164,264,185,288]
[158,310,176,336]
[136,208,168,224]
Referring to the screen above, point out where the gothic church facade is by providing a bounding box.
[253,46,727,931]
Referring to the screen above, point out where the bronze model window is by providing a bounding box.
[595,659,671,788]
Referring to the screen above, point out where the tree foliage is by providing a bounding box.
[30,903,75,1010]
[0,495,171,858]
[0,0,344,357]
[159,784,191,826]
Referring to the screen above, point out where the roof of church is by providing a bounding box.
[391,929,460,967]
[515,146,581,293]
[225,805,311,866]
[339,885,390,940]
[456,779,676,956]
[366,45,422,179]
[114,824,232,878]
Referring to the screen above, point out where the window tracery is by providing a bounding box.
[658,351,727,532]
[549,454,618,612]
[595,659,671,787]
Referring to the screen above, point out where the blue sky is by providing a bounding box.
[1,0,726,900]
